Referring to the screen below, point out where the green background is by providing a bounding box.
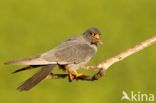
[0,0,156,103]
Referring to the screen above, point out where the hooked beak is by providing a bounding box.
[92,34,103,45]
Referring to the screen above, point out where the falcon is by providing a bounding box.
[6,27,102,91]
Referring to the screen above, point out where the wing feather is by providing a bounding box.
[43,44,96,64]
[6,36,96,65]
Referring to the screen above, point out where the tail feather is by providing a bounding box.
[12,65,41,74]
[5,56,39,64]
[17,64,56,91]
[5,56,56,65]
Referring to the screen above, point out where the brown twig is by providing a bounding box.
[85,36,156,80]
[47,36,156,81]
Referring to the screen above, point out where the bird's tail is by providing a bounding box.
[17,64,56,91]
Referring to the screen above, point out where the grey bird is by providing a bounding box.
[6,27,102,91]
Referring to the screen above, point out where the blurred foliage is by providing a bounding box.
[0,0,156,103]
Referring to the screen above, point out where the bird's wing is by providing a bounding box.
[5,36,82,65]
[42,43,97,64]
[41,35,97,64]
[5,55,57,65]
[6,36,95,65]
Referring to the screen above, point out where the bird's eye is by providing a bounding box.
[90,32,96,36]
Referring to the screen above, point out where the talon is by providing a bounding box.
[67,69,87,81]
[74,73,85,78]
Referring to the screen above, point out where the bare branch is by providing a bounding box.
[47,36,156,81]
[86,36,156,70]
[84,36,156,80]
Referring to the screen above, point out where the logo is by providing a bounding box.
[121,91,154,102]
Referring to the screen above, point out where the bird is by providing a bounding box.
[5,27,102,91]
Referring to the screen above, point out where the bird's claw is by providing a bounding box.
[68,73,89,81]
[67,69,89,82]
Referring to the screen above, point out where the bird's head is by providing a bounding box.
[83,27,103,46]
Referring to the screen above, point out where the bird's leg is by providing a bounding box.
[67,69,74,82]
[67,68,86,82]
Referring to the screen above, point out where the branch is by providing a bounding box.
[85,36,156,80]
[47,36,156,81]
